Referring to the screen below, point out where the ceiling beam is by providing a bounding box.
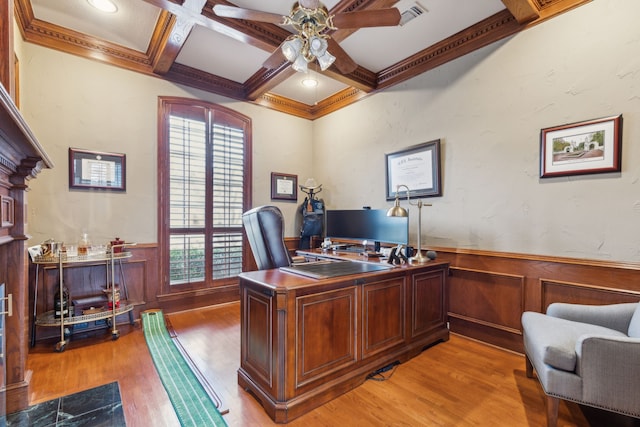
[501,0,540,24]
[149,0,208,74]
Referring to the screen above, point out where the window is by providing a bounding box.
[158,97,252,292]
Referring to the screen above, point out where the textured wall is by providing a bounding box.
[313,0,640,262]
[19,43,313,245]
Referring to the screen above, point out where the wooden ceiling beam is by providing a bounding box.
[148,0,208,74]
[500,0,540,24]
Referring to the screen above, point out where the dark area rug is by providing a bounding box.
[6,382,124,427]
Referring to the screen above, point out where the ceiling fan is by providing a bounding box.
[212,1,401,74]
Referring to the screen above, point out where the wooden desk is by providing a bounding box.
[238,253,450,423]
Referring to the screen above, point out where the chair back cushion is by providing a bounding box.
[242,205,292,270]
[628,303,640,338]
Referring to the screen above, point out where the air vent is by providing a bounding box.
[400,2,427,26]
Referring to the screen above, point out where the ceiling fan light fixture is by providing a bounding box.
[308,36,328,57]
[292,54,309,73]
[316,51,335,71]
[282,37,303,62]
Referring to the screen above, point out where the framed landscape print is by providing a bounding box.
[540,115,622,178]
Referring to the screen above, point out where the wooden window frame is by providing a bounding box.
[157,97,252,293]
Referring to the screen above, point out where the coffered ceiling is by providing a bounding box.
[14,0,590,119]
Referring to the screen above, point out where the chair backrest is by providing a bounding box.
[242,205,292,271]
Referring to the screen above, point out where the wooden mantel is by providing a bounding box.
[0,81,52,414]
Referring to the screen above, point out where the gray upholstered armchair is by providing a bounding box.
[521,302,640,427]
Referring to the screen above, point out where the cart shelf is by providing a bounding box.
[33,251,133,265]
[35,303,134,327]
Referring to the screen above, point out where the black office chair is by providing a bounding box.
[242,205,292,270]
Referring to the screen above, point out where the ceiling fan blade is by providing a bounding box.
[212,5,285,24]
[263,47,287,70]
[332,8,401,29]
[299,0,321,9]
[327,38,358,74]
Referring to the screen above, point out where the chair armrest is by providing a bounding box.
[575,335,640,416]
[547,302,638,333]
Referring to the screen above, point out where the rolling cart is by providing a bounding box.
[31,244,135,352]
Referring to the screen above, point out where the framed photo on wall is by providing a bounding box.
[69,148,126,191]
[540,115,622,178]
[271,172,297,201]
[386,139,442,200]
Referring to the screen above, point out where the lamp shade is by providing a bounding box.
[292,54,309,72]
[316,51,336,71]
[387,198,408,217]
[282,37,303,62]
[308,36,328,57]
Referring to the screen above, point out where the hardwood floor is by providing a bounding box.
[26,302,635,426]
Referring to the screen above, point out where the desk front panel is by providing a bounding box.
[238,260,450,422]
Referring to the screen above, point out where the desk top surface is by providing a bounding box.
[240,249,448,290]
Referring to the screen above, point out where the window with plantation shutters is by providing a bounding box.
[158,98,252,291]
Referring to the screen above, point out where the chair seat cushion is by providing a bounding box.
[522,311,628,372]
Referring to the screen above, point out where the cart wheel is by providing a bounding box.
[111,331,120,341]
[55,341,66,352]
[106,319,113,328]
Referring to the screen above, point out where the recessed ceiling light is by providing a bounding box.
[87,0,118,13]
[301,78,318,88]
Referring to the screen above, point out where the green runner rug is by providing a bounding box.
[142,310,228,427]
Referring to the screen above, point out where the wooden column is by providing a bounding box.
[0,0,15,98]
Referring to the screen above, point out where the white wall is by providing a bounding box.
[314,0,640,262]
[19,43,313,246]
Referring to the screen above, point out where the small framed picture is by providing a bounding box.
[540,115,622,178]
[69,148,126,191]
[271,172,297,201]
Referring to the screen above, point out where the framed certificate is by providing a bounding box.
[386,140,442,200]
[69,148,126,191]
[271,172,297,201]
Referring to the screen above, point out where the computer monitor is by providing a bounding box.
[325,209,409,250]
